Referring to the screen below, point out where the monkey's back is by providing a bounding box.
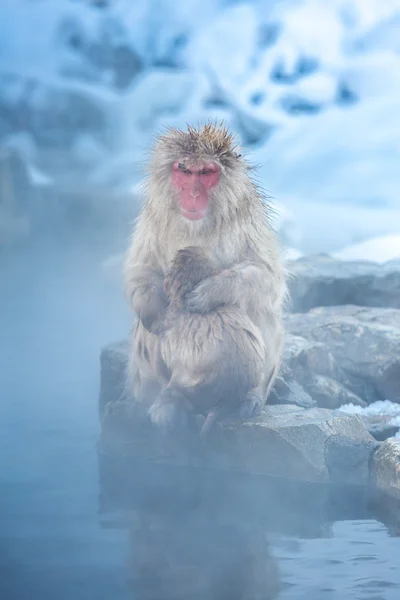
[160,306,265,409]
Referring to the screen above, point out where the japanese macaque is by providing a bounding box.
[148,246,265,432]
[124,122,288,428]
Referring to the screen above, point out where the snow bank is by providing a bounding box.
[340,401,400,417]
[340,400,400,436]
[1,0,400,252]
[334,235,400,263]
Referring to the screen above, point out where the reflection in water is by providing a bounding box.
[99,447,400,600]
[128,506,279,600]
[98,451,393,600]
[1,229,400,599]
[100,459,283,600]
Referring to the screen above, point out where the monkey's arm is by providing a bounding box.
[124,228,168,333]
[185,260,283,315]
[126,265,168,332]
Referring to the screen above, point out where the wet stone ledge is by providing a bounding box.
[99,333,400,499]
[99,395,378,489]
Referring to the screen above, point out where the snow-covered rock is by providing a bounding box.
[286,305,400,405]
[339,400,400,440]
[118,69,211,145]
[1,0,400,252]
[288,254,400,311]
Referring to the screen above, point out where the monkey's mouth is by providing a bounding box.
[181,208,206,221]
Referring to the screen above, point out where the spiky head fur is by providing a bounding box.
[144,121,269,234]
[154,122,242,171]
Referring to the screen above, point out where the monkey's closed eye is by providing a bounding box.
[178,163,192,175]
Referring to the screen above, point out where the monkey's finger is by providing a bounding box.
[184,291,202,313]
[148,399,188,430]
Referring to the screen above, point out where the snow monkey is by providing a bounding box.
[123,122,288,429]
[148,246,265,433]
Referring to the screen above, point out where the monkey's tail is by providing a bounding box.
[199,408,221,438]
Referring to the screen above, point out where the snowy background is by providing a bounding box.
[1,0,400,258]
[2,6,400,591]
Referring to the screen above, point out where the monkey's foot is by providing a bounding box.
[148,389,190,430]
[238,391,264,419]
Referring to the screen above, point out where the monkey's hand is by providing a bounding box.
[185,263,262,314]
[133,285,168,334]
[185,275,227,313]
[149,387,190,430]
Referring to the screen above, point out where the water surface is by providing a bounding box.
[1,231,399,599]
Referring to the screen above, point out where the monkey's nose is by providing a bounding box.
[190,187,201,198]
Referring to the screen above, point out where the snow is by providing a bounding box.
[333,235,400,263]
[339,400,400,417]
[1,0,400,253]
[283,247,303,262]
[120,69,210,137]
[186,4,259,92]
[340,400,400,436]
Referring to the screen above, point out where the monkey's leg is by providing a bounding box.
[238,388,264,419]
[238,361,280,419]
[148,385,192,430]
[136,376,162,405]
[264,359,281,400]
[127,322,169,409]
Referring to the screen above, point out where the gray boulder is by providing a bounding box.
[281,333,366,409]
[99,399,376,484]
[288,254,400,312]
[286,305,400,405]
[358,413,400,442]
[371,439,400,500]
[99,304,400,423]
[99,339,129,416]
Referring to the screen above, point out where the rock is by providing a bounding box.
[0,73,111,180]
[57,14,142,89]
[288,254,400,312]
[361,414,400,442]
[99,398,376,484]
[276,378,316,409]
[267,367,316,409]
[283,334,340,382]
[282,333,366,409]
[371,439,400,500]
[337,400,400,441]
[121,70,208,134]
[206,406,376,484]
[99,340,129,416]
[305,375,366,410]
[286,305,400,404]
[326,435,378,485]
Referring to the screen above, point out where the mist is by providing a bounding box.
[1,205,398,599]
[2,1,400,598]
[0,224,132,599]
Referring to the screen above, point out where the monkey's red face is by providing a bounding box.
[171,161,220,221]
